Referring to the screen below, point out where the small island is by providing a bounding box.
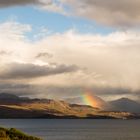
[0,127,42,140]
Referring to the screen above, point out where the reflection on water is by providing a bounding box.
[0,119,140,140]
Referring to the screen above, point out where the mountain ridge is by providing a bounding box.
[0,93,139,119]
[110,97,140,113]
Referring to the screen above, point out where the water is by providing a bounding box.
[0,119,140,140]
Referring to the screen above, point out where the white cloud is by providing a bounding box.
[0,21,140,98]
[40,1,66,14]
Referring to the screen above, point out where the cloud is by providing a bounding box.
[0,62,79,79]
[39,85,136,100]
[34,29,140,91]
[1,0,140,27]
[0,82,139,101]
[0,0,42,8]
[0,0,65,14]
[0,0,52,8]
[1,20,140,100]
[35,52,53,59]
[0,21,31,40]
[0,50,11,56]
[58,0,140,28]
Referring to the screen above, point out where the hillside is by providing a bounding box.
[110,98,140,113]
[0,93,138,119]
[0,127,41,140]
[65,95,112,110]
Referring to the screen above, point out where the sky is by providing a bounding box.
[0,0,140,102]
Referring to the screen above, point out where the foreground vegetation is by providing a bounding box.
[0,127,42,140]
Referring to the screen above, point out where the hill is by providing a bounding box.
[110,98,140,113]
[65,95,112,110]
[0,93,138,119]
[0,127,41,140]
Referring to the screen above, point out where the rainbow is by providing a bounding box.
[83,91,102,108]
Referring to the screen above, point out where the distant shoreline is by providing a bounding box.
[0,116,139,119]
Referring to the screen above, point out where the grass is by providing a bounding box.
[0,127,42,140]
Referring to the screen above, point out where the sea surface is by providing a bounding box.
[0,119,140,140]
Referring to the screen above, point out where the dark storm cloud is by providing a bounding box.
[0,63,79,79]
